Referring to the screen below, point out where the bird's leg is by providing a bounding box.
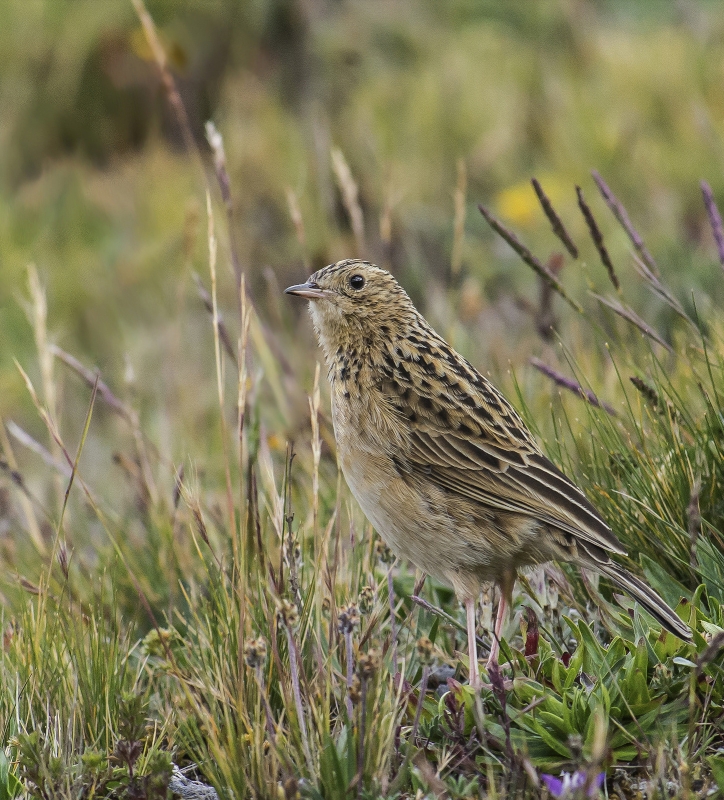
[486,593,507,667]
[465,597,482,690]
[487,571,514,668]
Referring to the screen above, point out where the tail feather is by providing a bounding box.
[598,562,692,641]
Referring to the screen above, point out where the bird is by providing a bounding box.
[285,259,692,689]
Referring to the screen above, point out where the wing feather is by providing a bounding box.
[378,337,625,557]
[406,427,624,555]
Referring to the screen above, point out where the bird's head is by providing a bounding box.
[285,260,416,356]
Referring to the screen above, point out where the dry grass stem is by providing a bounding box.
[236,273,252,584]
[193,273,237,365]
[345,628,354,719]
[530,357,617,416]
[332,147,365,257]
[478,204,583,313]
[531,178,579,259]
[387,568,398,672]
[591,294,672,352]
[700,180,724,269]
[48,344,158,504]
[631,253,695,328]
[592,170,659,277]
[687,478,701,571]
[451,159,467,276]
[131,0,202,176]
[310,363,322,534]
[26,265,64,514]
[285,187,309,272]
[206,121,242,288]
[283,624,314,774]
[49,345,134,423]
[575,185,620,291]
[5,421,72,479]
[0,416,46,552]
[536,253,564,340]
[207,191,237,545]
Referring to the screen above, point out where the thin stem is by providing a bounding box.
[478,203,583,313]
[345,629,354,720]
[255,665,277,746]
[701,180,724,269]
[465,597,480,690]
[411,665,429,745]
[592,170,659,276]
[387,568,398,673]
[531,177,579,259]
[357,676,368,799]
[285,626,314,774]
[389,664,430,793]
[576,185,620,291]
[530,357,618,417]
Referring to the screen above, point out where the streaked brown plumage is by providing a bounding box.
[286,260,692,688]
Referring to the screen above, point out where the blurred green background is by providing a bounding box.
[2,0,724,469]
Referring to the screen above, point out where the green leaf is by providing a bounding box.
[603,637,627,669]
[640,554,692,608]
[319,731,348,797]
[708,756,724,791]
[511,677,546,705]
[654,629,684,661]
[565,652,585,691]
[541,693,566,719]
[0,752,20,800]
[701,621,724,637]
[572,688,590,733]
[538,711,570,737]
[697,539,724,603]
[428,616,440,646]
[561,691,573,733]
[692,585,710,618]
[611,745,642,762]
[575,620,606,673]
[633,638,649,677]
[528,718,572,758]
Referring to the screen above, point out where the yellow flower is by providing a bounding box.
[496,176,569,229]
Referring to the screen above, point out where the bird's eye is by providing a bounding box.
[349,274,365,290]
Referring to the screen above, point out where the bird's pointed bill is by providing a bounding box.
[285,282,329,300]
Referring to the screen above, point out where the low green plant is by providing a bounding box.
[0,751,21,800]
[14,692,172,800]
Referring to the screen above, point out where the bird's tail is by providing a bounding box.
[598,561,692,641]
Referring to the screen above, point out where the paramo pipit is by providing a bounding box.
[286,260,692,689]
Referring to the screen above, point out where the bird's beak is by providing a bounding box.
[284,281,329,300]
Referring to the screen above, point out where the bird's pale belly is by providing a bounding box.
[334,425,490,591]
[339,449,455,581]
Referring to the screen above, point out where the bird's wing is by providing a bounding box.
[406,427,623,556]
[379,343,625,557]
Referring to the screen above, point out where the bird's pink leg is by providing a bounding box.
[465,597,482,690]
[486,593,507,668]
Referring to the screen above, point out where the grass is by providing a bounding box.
[3,150,724,797]
[2,2,724,798]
